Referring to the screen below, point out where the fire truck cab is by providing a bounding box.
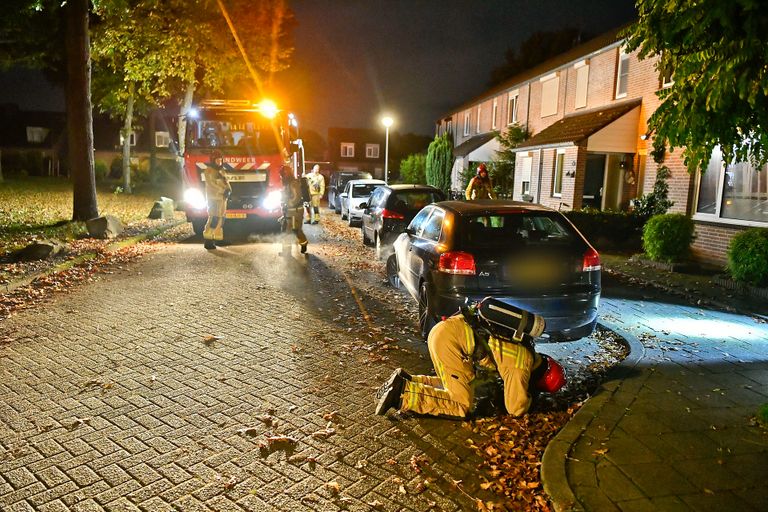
[181,99,295,235]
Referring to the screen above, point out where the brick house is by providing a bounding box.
[0,104,66,176]
[327,127,385,179]
[435,27,767,266]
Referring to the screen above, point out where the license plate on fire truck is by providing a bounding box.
[226,213,247,219]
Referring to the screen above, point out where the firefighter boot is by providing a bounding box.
[300,241,308,254]
[375,368,411,415]
[204,239,216,250]
[312,206,320,224]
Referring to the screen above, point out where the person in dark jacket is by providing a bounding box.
[281,168,308,253]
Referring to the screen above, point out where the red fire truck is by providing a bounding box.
[181,99,299,234]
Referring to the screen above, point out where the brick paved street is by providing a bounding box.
[0,224,491,511]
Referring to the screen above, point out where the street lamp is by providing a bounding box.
[381,116,394,184]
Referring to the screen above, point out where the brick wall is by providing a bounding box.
[691,222,748,266]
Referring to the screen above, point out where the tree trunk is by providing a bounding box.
[149,109,157,186]
[66,0,98,221]
[121,82,135,194]
[176,81,195,176]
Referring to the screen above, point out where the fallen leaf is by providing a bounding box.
[203,334,220,345]
[326,481,341,494]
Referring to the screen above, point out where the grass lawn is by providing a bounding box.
[0,176,181,254]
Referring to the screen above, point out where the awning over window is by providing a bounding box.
[453,132,496,157]
[514,99,642,152]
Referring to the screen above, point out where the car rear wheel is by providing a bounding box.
[386,255,400,289]
[362,225,373,246]
[418,281,436,340]
[347,214,356,227]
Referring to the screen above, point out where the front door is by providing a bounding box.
[583,154,606,210]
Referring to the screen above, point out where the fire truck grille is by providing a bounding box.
[231,182,267,199]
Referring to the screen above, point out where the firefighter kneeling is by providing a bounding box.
[375,298,566,418]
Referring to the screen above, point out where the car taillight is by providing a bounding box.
[382,208,405,220]
[438,251,476,275]
[582,247,601,272]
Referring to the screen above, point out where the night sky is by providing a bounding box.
[0,0,637,138]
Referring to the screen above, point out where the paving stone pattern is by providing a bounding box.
[550,297,768,512]
[0,242,486,511]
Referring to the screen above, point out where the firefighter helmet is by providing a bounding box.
[532,354,566,393]
[476,163,488,175]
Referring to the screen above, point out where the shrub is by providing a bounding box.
[727,228,768,286]
[758,403,768,428]
[631,165,674,220]
[94,160,109,182]
[564,209,644,252]
[399,153,427,184]
[642,213,695,262]
[425,132,453,195]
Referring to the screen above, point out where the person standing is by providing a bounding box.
[465,163,497,201]
[375,298,565,418]
[306,164,325,224]
[203,150,232,250]
[281,168,309,253]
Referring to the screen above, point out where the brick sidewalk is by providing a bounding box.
[543,296,768,511]
[0,240,486,511]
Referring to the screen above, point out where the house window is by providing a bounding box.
[26,126,49,143]
[553,150,565,196]
[120,132,137,146]
[341,142,355,158]
[541,73,559,117]
[695,147,768,224]
[615,48,630,99]
[463,111,470,136]
[521,156,533,196]
[492,99,498,130]
[660,58,674,88]
[476,106,481,133]
[365,143,380,159]
[507,91,519,125]
[155,131,171,148]
[574,61,589,109]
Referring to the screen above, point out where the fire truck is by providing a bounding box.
[180,99,300,235]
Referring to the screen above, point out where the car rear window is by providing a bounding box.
[459,212,578,248]
[389,190,443,210]
[352,183,379,196]
[339,173,372,187]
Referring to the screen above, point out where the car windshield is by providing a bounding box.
[390,190,443,210]
[460,212,577,248]
[351,183,379,196]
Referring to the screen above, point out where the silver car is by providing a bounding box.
[340,179,386,227]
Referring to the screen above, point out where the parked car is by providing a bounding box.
[328,170,373,212]
[360,184,446,260]
[340,179,386,226]
[387,199,601,340]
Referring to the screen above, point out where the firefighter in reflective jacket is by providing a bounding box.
[306,164,325,224]
[375,298,565,418]
[281,168,308,253]
[465,163,496,201]
[203,150,232,250]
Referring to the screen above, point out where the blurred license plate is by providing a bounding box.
[226,213,247,219]
[508,259,559,284]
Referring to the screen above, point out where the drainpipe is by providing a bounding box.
[536,148,544,204]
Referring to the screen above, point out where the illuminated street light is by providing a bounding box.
[381,116,394,184]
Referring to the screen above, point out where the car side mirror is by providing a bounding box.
[359,202,368,209]
[404,227,415,235]
[340,192,348,198]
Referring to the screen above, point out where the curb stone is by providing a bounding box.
[542,322,646,512]
[2,220,183,294]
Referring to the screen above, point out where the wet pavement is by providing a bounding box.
[2,210,764,511]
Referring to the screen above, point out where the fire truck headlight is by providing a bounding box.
[184,188,207,210]
[263,190,282,210]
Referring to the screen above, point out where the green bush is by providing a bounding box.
[631,165,674,220]
[758,403,768,428]
[564,209,644,252]
[727,228,768,286]
[642,213,695,262]
[399,153,427,184]
[95,160,109,182]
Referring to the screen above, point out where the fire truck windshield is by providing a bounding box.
[186,116,280,155]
